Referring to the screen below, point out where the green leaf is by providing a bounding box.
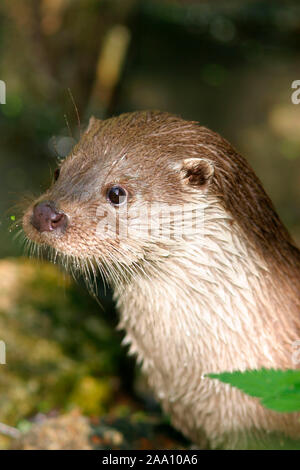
[207,368,300,413]
[262,383,300,413]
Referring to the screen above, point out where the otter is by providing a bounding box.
[22,111,300,449]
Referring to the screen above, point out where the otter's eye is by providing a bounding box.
[54,168,60,181]
[106,185,127,206]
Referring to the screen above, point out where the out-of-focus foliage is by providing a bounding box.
[0,258,128,443]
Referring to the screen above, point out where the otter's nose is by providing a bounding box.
[31,201,67,233]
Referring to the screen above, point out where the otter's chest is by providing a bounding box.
[114,274,258,403]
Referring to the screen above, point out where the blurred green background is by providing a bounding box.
[0,0,300,449]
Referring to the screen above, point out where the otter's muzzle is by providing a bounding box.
[31,201,68,233]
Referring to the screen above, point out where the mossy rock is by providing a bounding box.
[0,258,125,434]
[10,408,188,450]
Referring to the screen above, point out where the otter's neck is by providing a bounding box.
[115,198,300,374]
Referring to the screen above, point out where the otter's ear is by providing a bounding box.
[85,116,98,133]
[180,158,214,188]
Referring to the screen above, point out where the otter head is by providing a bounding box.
[22,111,218,285]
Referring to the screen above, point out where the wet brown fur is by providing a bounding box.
[22,111,300,448]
